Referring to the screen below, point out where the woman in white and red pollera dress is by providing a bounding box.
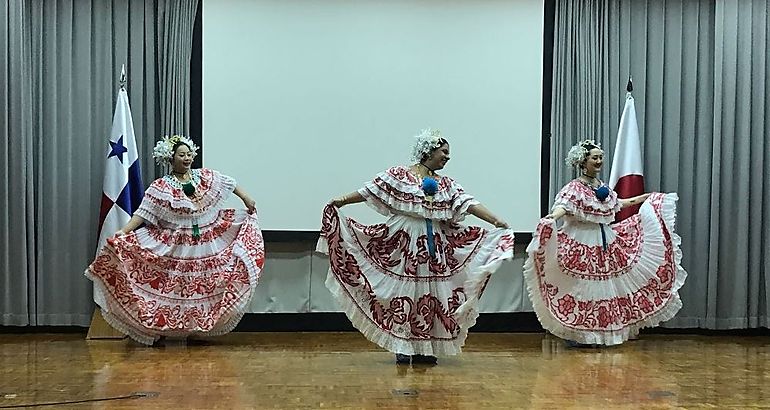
[524,139,686,346]
[86,135,264,345]
[317,128,515,365]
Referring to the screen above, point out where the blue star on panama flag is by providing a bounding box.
[107,135,128,163]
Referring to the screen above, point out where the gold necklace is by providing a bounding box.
[172,171,190,183]
[579,175,599,187]
[415,163,436,179]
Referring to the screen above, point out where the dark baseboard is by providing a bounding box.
[0,326,88,334]
[638,327,770,336]
[0,313,540,334]
[231,312,544,333]
[3,313,769,336]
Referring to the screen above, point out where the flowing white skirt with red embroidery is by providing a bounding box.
[85,209,265,345]
[317,204,515,356]
[523,193,686,345]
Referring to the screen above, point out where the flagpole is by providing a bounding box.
[119,64,127,91]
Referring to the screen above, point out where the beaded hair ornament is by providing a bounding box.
[152,135,199,167]
[565,139,602,169]
[410,128,447,162]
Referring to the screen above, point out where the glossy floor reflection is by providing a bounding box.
[1,332,769,409]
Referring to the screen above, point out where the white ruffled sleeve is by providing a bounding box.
[134,191,161,226]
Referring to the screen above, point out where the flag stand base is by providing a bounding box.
[86,309,126,340]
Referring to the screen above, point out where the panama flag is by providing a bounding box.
[95,67,143,253]
[608,82,645,223]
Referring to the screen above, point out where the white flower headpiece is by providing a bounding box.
[565,139,601,168]
[410,128,446,162]
[152,135,199,165]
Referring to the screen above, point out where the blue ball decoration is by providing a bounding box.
[594,185,610,201]
[422,177,438,196]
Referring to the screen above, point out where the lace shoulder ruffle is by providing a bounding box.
[553,179,620,224]
[358,165,478,222]
[135,168,236,225]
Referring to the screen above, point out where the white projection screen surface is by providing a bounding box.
[203,0,544,231]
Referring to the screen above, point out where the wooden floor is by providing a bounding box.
[1,332,769,409]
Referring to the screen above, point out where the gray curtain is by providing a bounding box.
[1,0,197,326]
[550,0,769,328]
[706,0,770,328]
[1,0,35,325]
[157,0,199,137]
